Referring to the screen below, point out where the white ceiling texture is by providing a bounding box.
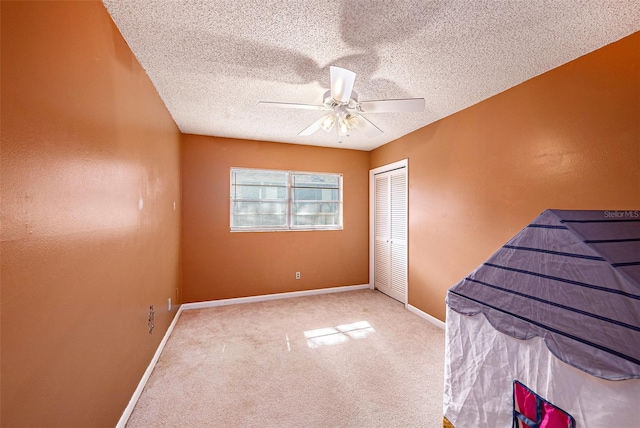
[103,1,640,151]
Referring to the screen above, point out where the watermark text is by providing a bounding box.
[603,210,639,218]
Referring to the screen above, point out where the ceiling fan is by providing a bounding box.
[258,66,425,143]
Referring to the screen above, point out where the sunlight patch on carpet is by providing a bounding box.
[304,321,375,348]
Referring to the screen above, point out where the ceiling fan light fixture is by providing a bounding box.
[320,114,336,132]
[345,114,359,129]
[338,117,350,136]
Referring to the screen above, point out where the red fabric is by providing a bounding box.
[514,382,573,428]
[515,385,538,427]
[541,403,572,427]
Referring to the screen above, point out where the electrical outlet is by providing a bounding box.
[296,272,301,280]
[167,298,171,311]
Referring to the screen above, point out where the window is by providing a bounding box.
[230,168,342,231]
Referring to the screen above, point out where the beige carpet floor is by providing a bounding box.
[126,289,445,427]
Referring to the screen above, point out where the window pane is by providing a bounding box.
[233,201,287,214]
[234,214,287,228]
[231,169,287,202]
[291,173,341,228]
[233,169,287,187]
[234,184,287,200]
[232,201,287,228]
[292,174,339,189]
[292,187,339,201]
[292,213,339,226]
[292,202,340,227]
[293,202,339,213]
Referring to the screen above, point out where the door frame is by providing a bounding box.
[369,158,408,306]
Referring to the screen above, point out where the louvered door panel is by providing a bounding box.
[390,243,407,298]
[375,240,391,292]
[391,173,407,241]
[375,175,390,240]
[374,175,391,295]
[388,171,407,301]
[373,166,407,303]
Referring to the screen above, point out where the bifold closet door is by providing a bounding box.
[373,168,407,303]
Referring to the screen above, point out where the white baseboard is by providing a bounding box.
[407,304,446,330]
[116,305,184,428]
[182,284,371,311]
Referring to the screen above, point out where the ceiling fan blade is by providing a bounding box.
[330,66,356,103]
[358,98,425,113]
[298,113,333,136]
[353,114,383,138]
[258,101,327,111]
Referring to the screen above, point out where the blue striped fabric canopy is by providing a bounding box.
[446,209,640,380]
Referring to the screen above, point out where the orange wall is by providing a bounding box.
[1,2,181,427]
[181,135,369,303]
[371,32,640,321]
[1,1,638,424]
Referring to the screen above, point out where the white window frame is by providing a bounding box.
[230,168,343,232]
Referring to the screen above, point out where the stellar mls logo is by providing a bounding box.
[603,210,639,218]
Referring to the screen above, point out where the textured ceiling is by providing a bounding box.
[103,1,640,151]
